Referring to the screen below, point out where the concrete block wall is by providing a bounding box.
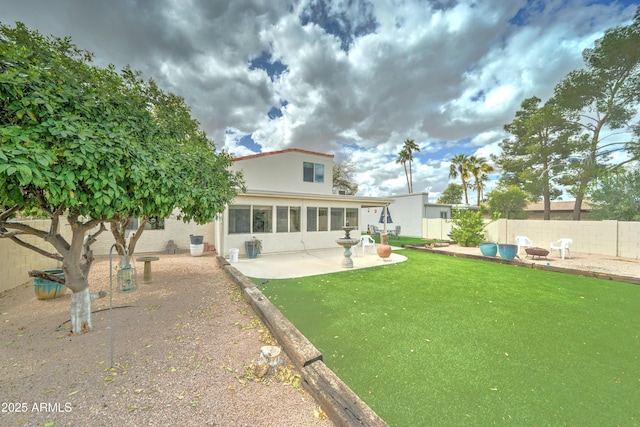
[0,220,70,293]
[423,218,639,259]
[1,215,214,293]
[89,217,215,256]
[618,221,640,259]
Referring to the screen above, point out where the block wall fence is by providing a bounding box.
[423,218,640,260]
[0,217,213,293]
[3,217,638,293]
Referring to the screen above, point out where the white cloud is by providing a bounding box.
[1,0,636,198]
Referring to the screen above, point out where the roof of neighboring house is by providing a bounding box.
[525,200,592,212]
[233,148,335,161]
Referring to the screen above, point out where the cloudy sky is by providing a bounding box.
[1,0,637,199]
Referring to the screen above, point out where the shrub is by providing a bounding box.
[450,207,498,247]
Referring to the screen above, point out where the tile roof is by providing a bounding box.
[525,200,592,211]
[233,148,335,161]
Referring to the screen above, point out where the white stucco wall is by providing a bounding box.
[232,149,334,195]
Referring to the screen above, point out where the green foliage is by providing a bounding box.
[437,183,463,204]
[0,21,243,226]
[450,207,497,247]
[486,185,530,219]
[0,22,244,297]
[495,96,576,219]
[588,166,640,220]
[551,11,640,218]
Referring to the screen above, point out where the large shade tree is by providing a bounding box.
[495,96,577,220]
[552,8,640,219]
[0,23,244,334]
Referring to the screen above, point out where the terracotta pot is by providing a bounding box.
[376,234,392,259]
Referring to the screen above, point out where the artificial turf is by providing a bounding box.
[256,250,640,426]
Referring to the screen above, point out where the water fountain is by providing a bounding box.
[336,226,360,268]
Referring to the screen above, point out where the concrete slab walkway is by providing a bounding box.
[227,246,407,279]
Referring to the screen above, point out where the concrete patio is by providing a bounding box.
[226,246,407,279]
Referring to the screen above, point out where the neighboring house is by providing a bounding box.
[525,200,592,220]
[215,148,393,258]
[361,192,463,238]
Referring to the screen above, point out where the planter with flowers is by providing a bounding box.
[245,236,263,259]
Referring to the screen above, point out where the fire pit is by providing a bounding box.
[525,247,550,260]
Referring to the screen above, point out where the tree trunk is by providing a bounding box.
[572,193,584,221]
[70,287,93,333]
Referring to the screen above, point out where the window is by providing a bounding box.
[229,205,251,234]
[277,206,289,233]
[146,216,165,230]
[278,206,301,232]
[330,208,344,231]
[307,207,317,232]
[440,211,448,219]
[346,208,359,227]
[303,162,324,183]
[318,208,328,231]
[125,217,164,231]
[290,207,301,232]
[252,205,273,233]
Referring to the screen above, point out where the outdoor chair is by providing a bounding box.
[515,235,533,256]
[360,235,376,255]
[550,238,572,259]
[370,225,382,235]
[388,225,401,237]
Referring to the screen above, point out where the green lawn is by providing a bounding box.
[256,250,640,426]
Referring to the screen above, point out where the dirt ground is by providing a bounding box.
[0,252,332,427]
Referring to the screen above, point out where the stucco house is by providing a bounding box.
[361,192,466,238]
[213,148,393,258]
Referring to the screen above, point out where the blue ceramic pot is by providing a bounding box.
[479,242,498,257]
[498,244,518,260]
[34,269,66,300]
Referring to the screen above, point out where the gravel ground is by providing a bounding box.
[0,252,333,427]
[428,244,640,279]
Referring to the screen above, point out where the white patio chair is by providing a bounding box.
[515,236,533,256]
[360,235,376,255]
[550,238,572,259]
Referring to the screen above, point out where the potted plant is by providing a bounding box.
[479,242,498,257]
[245,236,262,259]
[498,243,518,260]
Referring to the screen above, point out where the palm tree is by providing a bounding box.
[449,154,471,204]
[468,156,494,205]
[402,139,420,193]
[396,148,411,193]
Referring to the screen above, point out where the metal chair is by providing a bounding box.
[550,238,572,259]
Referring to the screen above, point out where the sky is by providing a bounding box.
[1,0,638,200]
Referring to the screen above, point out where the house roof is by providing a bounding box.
[233,148,335,161]
[525,200,592,212]
[235,189,393,206]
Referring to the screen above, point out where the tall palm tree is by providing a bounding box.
[396,148,411,193]
[468,156,494,205]
[402,139,420,193]
[449,154,471,204]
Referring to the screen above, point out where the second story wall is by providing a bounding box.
[232,149,334,195]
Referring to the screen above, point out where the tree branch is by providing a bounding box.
[28,269,65,284]
[0,206,20,221]
[8,235,64,261]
